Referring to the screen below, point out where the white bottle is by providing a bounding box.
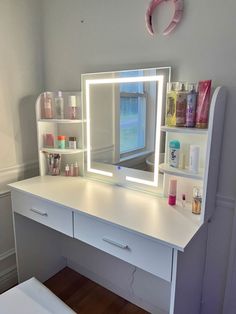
[189,145,200,173]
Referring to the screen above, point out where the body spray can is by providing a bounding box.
[176,83,188,127]
[186,84,197,127]
[165,82,177,127]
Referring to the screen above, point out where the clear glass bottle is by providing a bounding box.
[55,91,64,119]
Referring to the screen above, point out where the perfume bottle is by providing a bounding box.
[68,95,78,119]
[192,187,202,215]
[43,93,53,119]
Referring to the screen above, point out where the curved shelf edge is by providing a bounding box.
[40,148,84,155]
[38,119,85,124]
[161,126,208,135]
[159,163,204,180]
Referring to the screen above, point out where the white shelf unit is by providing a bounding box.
[159,86,226,223]
[36,91,85,177]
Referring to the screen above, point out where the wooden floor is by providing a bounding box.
[44,267,149,314]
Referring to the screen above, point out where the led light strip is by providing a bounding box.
[85,75,164,186]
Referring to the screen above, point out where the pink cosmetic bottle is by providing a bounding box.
[168,179,177,206]
[43,93,53,119]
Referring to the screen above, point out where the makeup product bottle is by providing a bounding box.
[68,96,78,119]
[69,164,74,176]
[165,82,177,127]
[195,80,212,128]
[179,150,185,169]
[43,93,53,119]
[169,140,180,168]
[57,135,66,149]
[45,134,54,148]
[68,137,77,149]
[65,164,70,176]
[182,194,186,208]
[73,162,79,176]
[168,179,177,206]
[192,187,202,214]
[189,145,200,173]
[176,83,188,127]
[55,91,64,119]
[186,84,198,127]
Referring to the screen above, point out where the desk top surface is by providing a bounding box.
[9,176,202,251]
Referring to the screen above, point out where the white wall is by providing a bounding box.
[0,0,43,291]
[1,0,236,311]
[40,1,236,312]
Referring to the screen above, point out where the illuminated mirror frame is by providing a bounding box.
[84,73,165,187]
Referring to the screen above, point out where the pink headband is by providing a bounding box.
[146,0,184,36]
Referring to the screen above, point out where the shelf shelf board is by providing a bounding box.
[159,163,204,180]
[38,119,85,124]
[161,126,208,135]
[167,200,202,225]
[40,148,84,155]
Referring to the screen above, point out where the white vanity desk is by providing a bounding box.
[10,175,205,314]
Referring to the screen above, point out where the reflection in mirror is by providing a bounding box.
[82,67,171,189]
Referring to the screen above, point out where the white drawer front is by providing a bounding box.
[12,190,73,237]
[74,213,173,282]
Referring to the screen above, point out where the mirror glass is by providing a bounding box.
[82,67,171,189]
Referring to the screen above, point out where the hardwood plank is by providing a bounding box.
[44,267,149,314]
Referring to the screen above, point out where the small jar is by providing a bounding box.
[169,140,180,168]
[57,135,66,149]
[68,137,77,149]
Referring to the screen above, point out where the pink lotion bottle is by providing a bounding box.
[168,179,177,206]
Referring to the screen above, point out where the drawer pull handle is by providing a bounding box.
[102,237,129,249]
[30,208,48,216]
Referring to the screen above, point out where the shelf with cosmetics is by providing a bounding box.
[159,85,227,222]
[36,91,85,177]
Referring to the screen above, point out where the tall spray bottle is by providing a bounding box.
[186,84,198,127]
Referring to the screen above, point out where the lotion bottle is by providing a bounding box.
[189,145,200,173]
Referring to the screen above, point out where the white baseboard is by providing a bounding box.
[0,266,17,293]
[67,259,166,314]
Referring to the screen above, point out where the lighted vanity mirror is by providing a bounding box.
[82,67,171,189]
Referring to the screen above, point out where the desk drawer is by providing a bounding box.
[74,213,173,282]
[12,190,73,237]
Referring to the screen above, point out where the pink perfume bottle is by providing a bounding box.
[68,95,78,119]
[43,93,53,119]
[168,179,177,206]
